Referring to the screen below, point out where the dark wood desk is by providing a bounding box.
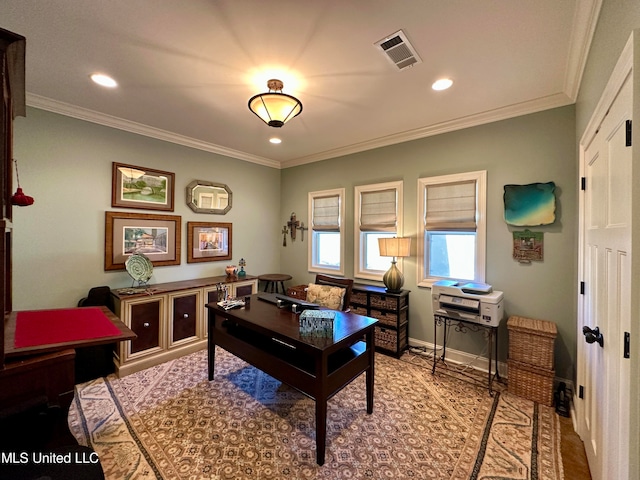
[4,306,136,358]
[1,306,136,448]
[207,295,377,465]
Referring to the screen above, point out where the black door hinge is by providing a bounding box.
[580,281,585,295]
[624,332,630,359]
[581,177,586,190]
[626,119,632,146]
[579,385,584,399]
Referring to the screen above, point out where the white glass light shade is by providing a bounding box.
[248,79,302,128]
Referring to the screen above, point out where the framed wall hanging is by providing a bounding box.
[503,182,556,226]
[513,230,544,263]
[187,222,232,263]
[105,211,181,270]
[112,162,175,211]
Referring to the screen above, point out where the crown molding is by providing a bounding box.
[25,93,280,169]
[281,92,574,169]
[563,0,603,101]
[29,90,574,171]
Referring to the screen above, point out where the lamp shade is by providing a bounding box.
[378,237,411,258]
[248,79,302,128]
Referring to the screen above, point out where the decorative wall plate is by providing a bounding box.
[125,253,153,284]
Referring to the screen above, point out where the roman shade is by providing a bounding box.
[359,188,397,232]
[311,194,340,231]
[425,180,477,230]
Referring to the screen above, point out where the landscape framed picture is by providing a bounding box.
[187,222,232,263]
[105,211,181,270]
[112,162,175,211]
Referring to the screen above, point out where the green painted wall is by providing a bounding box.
[12,107,281,309]
[280,105,577,379]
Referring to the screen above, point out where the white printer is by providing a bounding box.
[431,280,504,327]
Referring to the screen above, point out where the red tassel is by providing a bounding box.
[11,187,35,207]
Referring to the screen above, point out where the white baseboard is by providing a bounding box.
[407,336,574,396]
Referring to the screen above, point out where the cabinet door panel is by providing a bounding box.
[235,283,254,298]
[130,301,161,353]
[173,294,197,342]
[206,289,221,305]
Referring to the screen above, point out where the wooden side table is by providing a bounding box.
[258,273,292,294]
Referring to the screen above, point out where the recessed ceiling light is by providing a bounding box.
[90,73,118,88]
[269,137,282,144]
[432,78,453,91]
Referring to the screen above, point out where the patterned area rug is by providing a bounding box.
[69,348,563,479]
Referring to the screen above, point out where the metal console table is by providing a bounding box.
[432,314,501,395]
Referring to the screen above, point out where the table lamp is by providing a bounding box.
[378,237,411,293]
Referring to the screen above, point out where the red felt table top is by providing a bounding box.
[14,307,124,349]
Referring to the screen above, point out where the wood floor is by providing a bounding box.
[560,415,592,479]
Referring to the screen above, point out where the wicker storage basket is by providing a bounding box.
[370,294,407,310]
[351,291,368,305]
[350,305,368,316]
[286,284,308,300]
[371,308,408,327]
[507,316,557,370]
[508,359,555,406]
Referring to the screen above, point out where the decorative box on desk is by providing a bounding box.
[350,284,409,357]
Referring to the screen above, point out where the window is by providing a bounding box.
[417,171,486,286]
[308,188,345,275]
[354,181,403,280]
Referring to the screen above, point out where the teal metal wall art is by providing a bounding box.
[503,182,556,226]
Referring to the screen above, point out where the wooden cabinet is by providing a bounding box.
[350,284,409,358]
[0,27,25,366]
[112,275,257,376]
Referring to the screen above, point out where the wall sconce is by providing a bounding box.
[378,237,411,293]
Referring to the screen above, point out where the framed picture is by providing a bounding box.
[112,162,175,211]
[105,211,181,270]
[513,230,544,263]
[187,222,232,263]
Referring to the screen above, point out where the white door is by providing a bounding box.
[577,56,632,479]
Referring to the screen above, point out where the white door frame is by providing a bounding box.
[576,31,639,480]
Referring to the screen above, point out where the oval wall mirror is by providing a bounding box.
[186,180,232,214]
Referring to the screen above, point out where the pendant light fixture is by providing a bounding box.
[248,79,302,127]
[11,158,34,207]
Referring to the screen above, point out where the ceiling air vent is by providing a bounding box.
[374,30,422,71]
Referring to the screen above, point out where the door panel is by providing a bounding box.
[130,300,161,354]
[579,72,632,480]
[172,294,197,342]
